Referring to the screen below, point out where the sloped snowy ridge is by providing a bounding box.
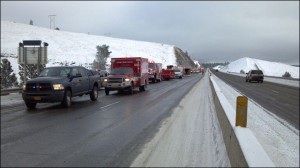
[215,57,299,79]
[1,20,180,82]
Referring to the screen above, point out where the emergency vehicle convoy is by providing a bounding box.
[148,61,162,83]
[103,57,149,95]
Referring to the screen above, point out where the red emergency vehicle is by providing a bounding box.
[148,61,162,83]
[104,57,148,95]
[161,69,175,80]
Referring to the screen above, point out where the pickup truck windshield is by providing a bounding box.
[39,67,72,77]
[111,68,133,75]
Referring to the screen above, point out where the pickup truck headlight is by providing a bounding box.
[103,79,108,82]
[22,84,26,91]
[53,84,64,90]
[124,78,130,82]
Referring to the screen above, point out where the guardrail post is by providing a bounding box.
[236,96,248,127]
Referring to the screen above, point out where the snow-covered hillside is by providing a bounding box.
[194,60,201,68]
[214,57,299,79]
[1,20,179,81]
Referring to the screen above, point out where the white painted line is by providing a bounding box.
[100,101,120,109]
[271,90,279,94]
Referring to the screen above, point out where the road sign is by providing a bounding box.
[18,47,48,64]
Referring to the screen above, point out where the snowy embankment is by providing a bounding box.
[215,57,299,79]
[210,71,299,167]
[1,21,176,83]
[131,73,230,167]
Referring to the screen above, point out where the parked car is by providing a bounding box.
[246,70,264,83]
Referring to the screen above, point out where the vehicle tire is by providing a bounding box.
[140,81,147,92]
[143,81,147,91]
[90,85,98,101]
[61,89,72,108]
[105,88,109,95]
[129,83,134,95]
[246,78,248,82]
[25,101,36,109]
[152,78,155,83]
[261,80,264,83]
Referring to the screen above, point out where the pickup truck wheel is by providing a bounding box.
[25,101,36,109]
[90,86,98,101]
[62,90,72,108]
[105,89,109,95]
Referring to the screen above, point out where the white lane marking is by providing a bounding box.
[271,90,279,94]
[100,101,120,109]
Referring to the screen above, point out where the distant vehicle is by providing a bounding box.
[93,70,109,88]
[148,62,162,83]
[22,66,100,109]
[246,70,264,83]
[161,69,175,80]
[173,69,183,79]
[104,57,148,95]
[183,68,192,76]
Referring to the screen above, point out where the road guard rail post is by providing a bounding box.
[236,96,248,127]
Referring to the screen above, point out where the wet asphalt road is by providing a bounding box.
[212,71,299,130]
[1,74,203,167]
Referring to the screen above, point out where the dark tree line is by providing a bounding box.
[18,64,45,85]
[0,58,18,88]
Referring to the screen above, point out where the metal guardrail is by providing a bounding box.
[0,88,22,95]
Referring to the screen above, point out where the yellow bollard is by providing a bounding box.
[236,96,248,127]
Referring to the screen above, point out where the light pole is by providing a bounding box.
[48,15,56,29]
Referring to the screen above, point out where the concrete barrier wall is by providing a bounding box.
[209,71,275,167]
[209,76,248,167]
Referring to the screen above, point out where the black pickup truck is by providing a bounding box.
[22,66,100,109]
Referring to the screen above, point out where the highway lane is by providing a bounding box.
[1,74,203,167]
[211,71,299,130]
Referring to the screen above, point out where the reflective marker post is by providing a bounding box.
[236,96,248,127]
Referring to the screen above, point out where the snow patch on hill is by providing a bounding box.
[214,57,299,79]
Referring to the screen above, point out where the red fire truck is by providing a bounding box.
[161,69,175,80]
[104,57,149,95]
[148,61,162,83]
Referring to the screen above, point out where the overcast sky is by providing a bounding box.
[1,1,299,65]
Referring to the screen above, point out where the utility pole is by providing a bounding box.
[48,15,56,29]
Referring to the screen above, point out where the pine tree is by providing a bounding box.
[0,58,18,88]
[18,64,45,85]
[93,44,112,70]
[29,19,33,25]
